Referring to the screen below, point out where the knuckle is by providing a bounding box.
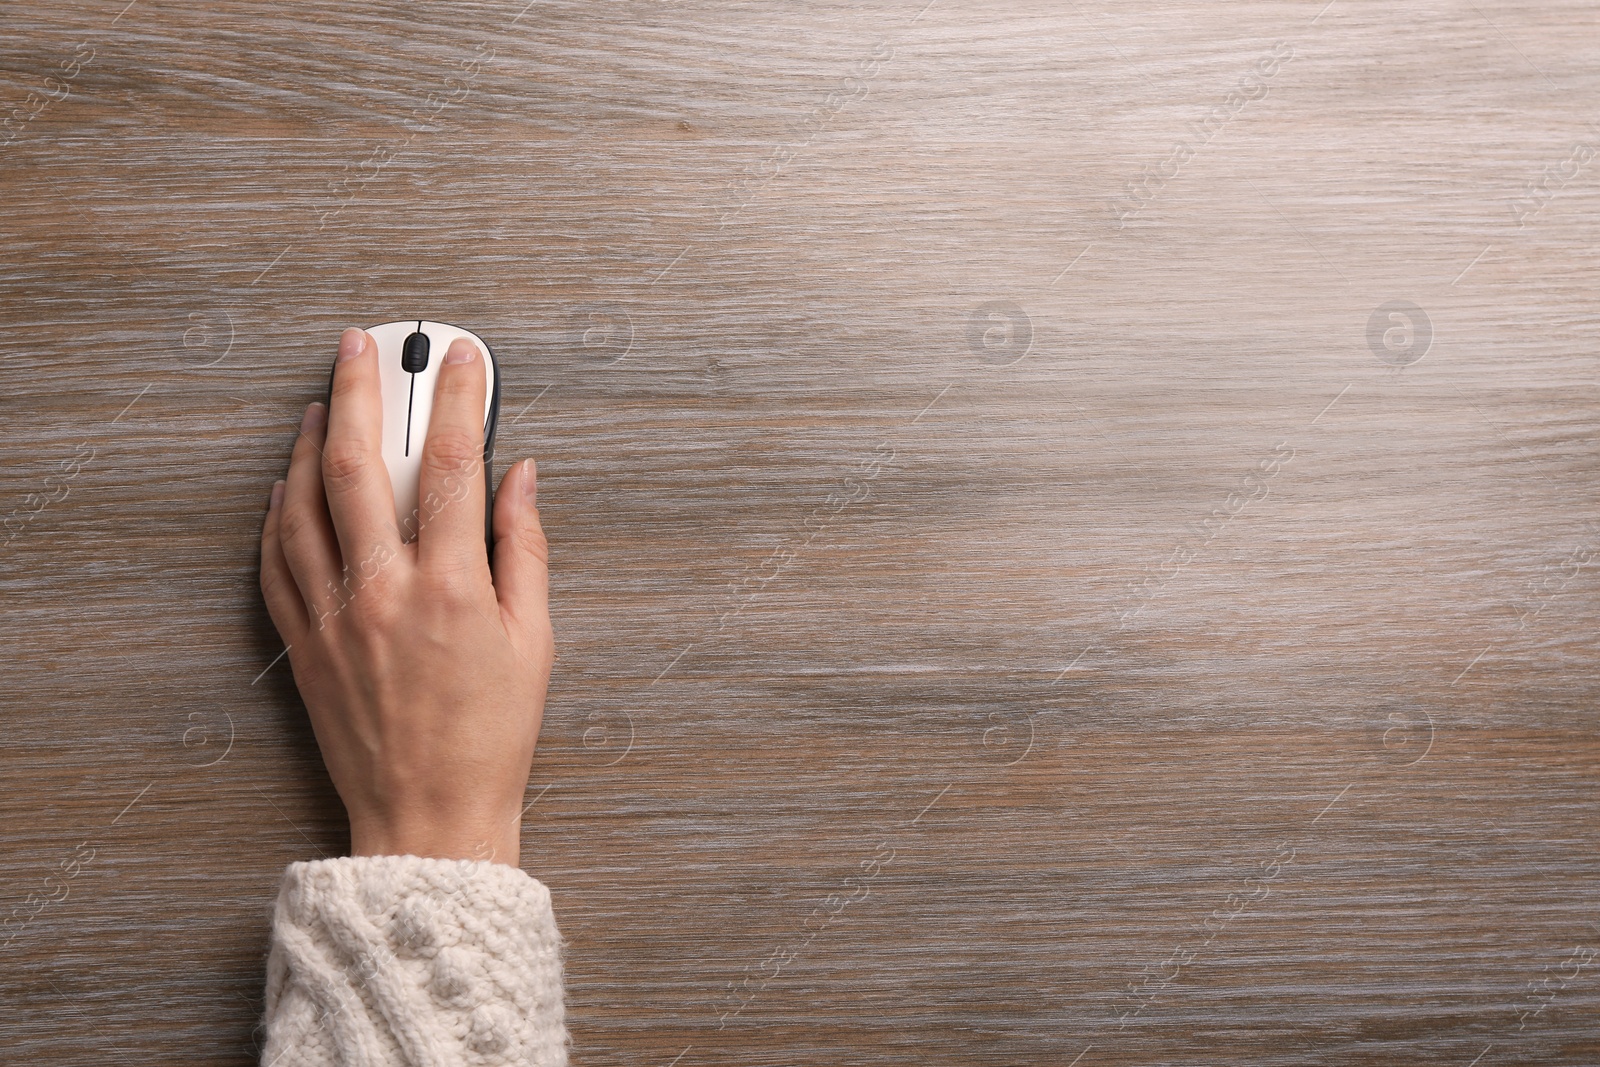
[516,520,550,565]
[322,440,374,494]
[422,431,482,480]
[419,566,474,605]
[330,365,363,401]
[345,580,400,626]
[276,503,320,555]
[259,565,289,606]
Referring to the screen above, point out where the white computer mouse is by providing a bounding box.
[353,319,501,542]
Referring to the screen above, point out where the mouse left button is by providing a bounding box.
[401,331,430,373]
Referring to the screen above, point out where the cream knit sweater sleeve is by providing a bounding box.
[260,855,570,1066]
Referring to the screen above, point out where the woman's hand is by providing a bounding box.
[259,327,554,868]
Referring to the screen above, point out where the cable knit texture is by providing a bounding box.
[261,855,569,1067]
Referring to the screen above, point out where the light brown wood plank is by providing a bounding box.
[2,0,1597,1063]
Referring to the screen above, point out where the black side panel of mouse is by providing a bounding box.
[481,335,502,558]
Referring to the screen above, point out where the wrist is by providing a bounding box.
[348,815,522,868]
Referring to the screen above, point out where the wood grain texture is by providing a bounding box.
[2,0,1598,1063]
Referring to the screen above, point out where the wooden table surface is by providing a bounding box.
[3,1,1597,1063]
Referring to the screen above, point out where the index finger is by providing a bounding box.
[322,327,403,566]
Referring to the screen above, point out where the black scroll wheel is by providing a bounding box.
[401,331,430,373]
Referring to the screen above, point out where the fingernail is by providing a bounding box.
[521,458,538,504]
[337,328,367,362]
[269,480,285,510]
[445,338,477,365]
[301,402,326,433]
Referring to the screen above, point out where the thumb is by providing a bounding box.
[492,458,554,661]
